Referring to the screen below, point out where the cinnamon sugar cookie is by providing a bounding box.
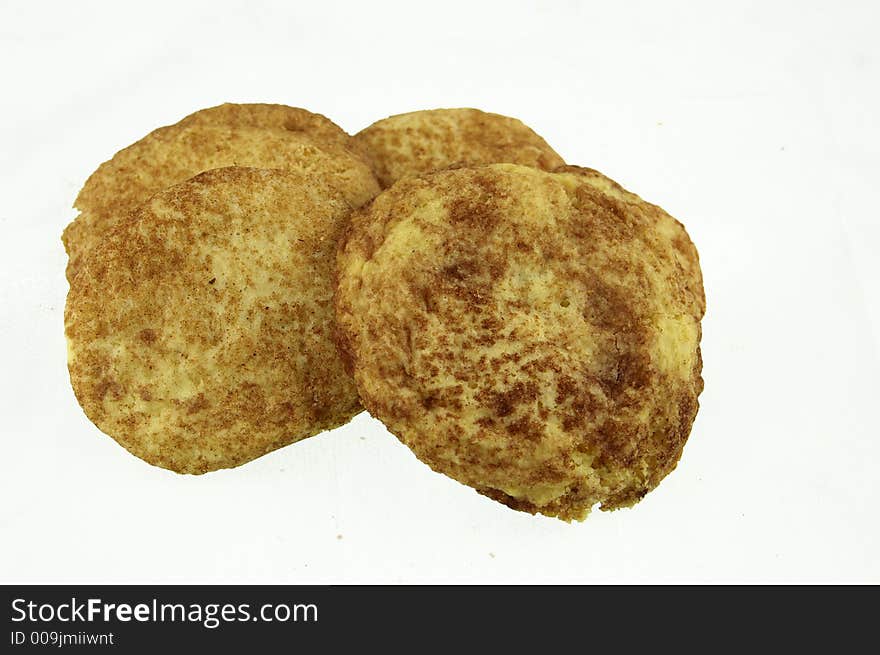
[63,123,379,281]
[66,167,360,473]
[176,103,355,151]
[335,164,704,520]
[353,108,565,188]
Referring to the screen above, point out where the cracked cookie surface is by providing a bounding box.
[66,167,361,473]
[176,102,358,152]
[354,108,564,188]
[335,163,704,520]
[63,121,379,281]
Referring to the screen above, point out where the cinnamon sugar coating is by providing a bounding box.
[335,164,704,520]
[63,121,379,281]
[354,108,565,188]
[66,168,361,473]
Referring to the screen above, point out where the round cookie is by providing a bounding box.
[176,103,355,151]
[353,108,565,188]
[335,164,705,520]
[63,123,380,281]
[66,167,361,474]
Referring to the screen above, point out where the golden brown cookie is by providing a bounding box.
[66,167,361,474]
[335,164,704,520]
[63,123,380,281]
[353,108,565,188]
[176,103,355,151]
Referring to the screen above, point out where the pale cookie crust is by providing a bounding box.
[66,167,361,474]
[335,164,704,520]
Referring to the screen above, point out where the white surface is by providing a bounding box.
[1,0,878,584]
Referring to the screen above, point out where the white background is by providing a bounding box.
[1,0,877,584]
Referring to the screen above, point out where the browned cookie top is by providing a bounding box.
[66,167,361,474]
[354,108,565,188]
[63,122,379,281]
[335,164,704,520]
[176,103,356,151]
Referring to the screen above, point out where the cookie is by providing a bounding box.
[63,123,380,281]
[176,103,355,151]
[353,108,565,188]
[335,164,704,520]
[66,167,360,474]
